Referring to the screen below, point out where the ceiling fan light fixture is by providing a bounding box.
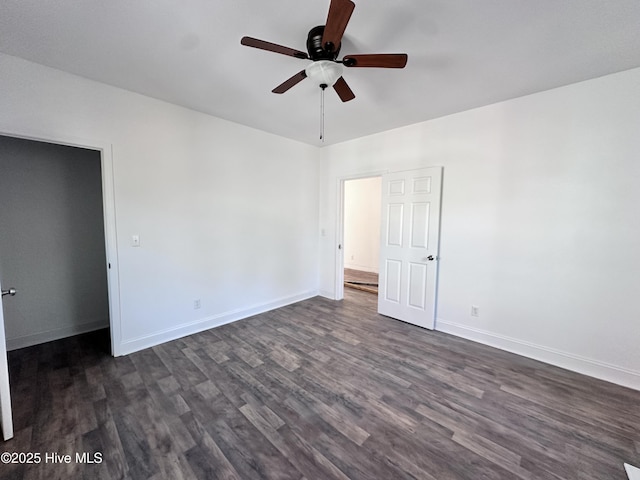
[305,60,343,88]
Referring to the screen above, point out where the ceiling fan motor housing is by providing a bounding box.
[307,25,341,61]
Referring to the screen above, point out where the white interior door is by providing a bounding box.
[378,167,442,329]
[0,281,14,440]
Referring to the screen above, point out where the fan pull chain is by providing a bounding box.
[319,86,325,142]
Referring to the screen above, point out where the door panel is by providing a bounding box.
[386,204,403,246]
[408,263,427,309]
[378,167,442,329]
[388,179,405,195]
[384,259,402,303]
[410,202,429,248]
[413,176,432,194]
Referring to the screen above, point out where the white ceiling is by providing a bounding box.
[1,0,640,146]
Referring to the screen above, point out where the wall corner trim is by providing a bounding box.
[318,290,338,300]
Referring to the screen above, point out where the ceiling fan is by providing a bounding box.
[240,0,408,102]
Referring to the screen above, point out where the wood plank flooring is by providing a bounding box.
[344,269,378,294]
[3,289,640,479]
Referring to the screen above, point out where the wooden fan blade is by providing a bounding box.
[333,76,355,102]
[321,0,355,52]
[343,54,408,68]
[272,70,308,94]
[241,36,309,59]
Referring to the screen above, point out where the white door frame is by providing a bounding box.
[335,170,388,301]
[0,126,122,356]
[0,282,13,440]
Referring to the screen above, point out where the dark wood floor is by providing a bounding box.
[3,289,640,479]
[344,268,378,294]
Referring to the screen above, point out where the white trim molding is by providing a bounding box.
[6,319,109,351]
[437,319,640,392]
[119,290,318,355]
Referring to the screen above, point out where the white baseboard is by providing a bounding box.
[118,290,318,356]
[319,290,337,300]
[7,320,109,351]
[344,263,379,274]
[436,319,640,392]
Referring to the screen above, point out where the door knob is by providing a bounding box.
[1,287,16,297]
[422,256,435,262]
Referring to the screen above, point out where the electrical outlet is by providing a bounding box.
[194,299,201,310]
[471,305,480,317]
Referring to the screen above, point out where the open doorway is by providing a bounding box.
[342,176,382,296]
[0,135,112,352]
[337,168,443,330]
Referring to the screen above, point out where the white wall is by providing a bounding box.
[344,177,381,273]
[0,136,109,349]
[319,67,640,390]
[0,52,320,355]
[2,50,639,391]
